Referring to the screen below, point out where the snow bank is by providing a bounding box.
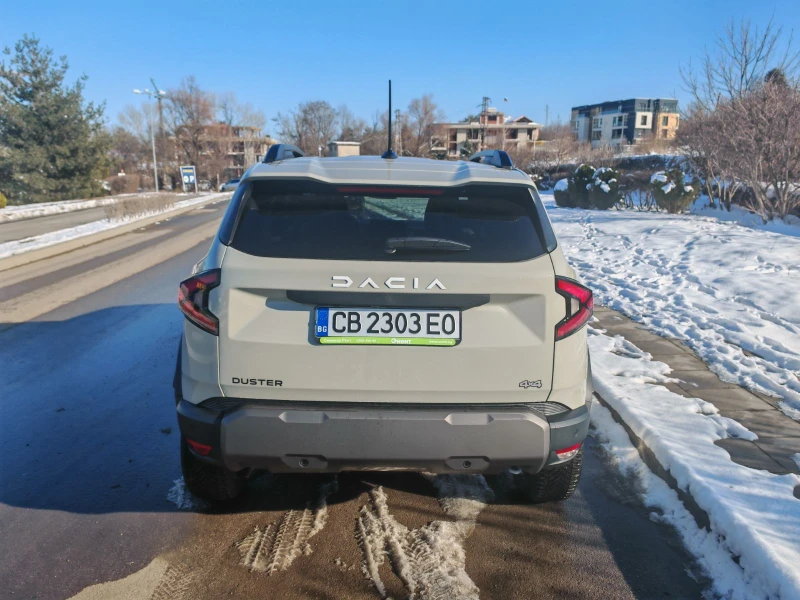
[0,193,228,260]
[0,192,177,223]
[690,198,800,237]
[544,193,800,419]
[589,329,800,599]
[554,178,568,192]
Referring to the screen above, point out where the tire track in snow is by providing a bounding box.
[355,474,494,600]
[236,479,337,574]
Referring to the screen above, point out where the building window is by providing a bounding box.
[640,114,648,126]
[661,116,669,126]
[592,117,603,129]
[591,131,602,141]
[612,116,624,127]
[662,129,669,137]
[611,129,623,139]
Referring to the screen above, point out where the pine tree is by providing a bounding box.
[0,35,109,203]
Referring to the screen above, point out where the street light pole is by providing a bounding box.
[133,86,167,192]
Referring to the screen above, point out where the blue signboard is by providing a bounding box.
[180,165,197,193]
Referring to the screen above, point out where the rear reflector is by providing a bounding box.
[555,277,593,340]
[178,269,221,335]
[186,438,212,456]
[555,442,582,461]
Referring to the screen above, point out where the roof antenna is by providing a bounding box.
[381,80,398,159]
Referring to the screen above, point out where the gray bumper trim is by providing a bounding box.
[219,404,553,474]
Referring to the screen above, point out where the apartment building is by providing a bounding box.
[173,123,276,178]
[432,108,541,158]
[571,98,679,147]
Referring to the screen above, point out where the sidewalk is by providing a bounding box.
[594,305,800,476]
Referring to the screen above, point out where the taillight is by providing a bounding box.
[555,276,593,340]
[186,438,213,456]
[555,442,582,461]
[178,269,220,335]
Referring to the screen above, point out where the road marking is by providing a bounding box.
[356,474,494,600]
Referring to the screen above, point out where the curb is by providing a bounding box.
[0,195,228,274]
[592,391,713,530]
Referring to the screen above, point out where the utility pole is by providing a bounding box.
[545,104,549,127]
[479,96,490,151]
[395,108,402,156]
[133,85,167,192]
[150,78,165,135]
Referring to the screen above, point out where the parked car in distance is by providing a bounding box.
[220,178,241,192]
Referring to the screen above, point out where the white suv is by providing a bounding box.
[174,147,593,505]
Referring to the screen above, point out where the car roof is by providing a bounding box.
[243,156,533,187]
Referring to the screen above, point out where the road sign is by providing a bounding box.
[180,166,197,194]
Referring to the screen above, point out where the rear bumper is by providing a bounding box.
[177,399,590,474]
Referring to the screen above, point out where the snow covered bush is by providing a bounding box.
[553,178,571,207]
[650,169,700,213]
[569,164,595,209]
[0,193,6,209]
[588,167,622,210]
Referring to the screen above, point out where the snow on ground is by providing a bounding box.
[237,479,337,574]
[356,474,493,599]
[589,328,800,599]
[0,192,175,223]
[167,478,206,511]
[0,193,229,260]
[543,193,800,420]
[690,197,800,237]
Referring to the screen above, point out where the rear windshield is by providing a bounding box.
[224,180,551,262]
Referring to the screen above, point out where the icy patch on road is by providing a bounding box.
[356,474,493,600]
[590,328,800,599]
[167,478,206,511]
[237,479,336,574]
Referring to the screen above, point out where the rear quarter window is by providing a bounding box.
[224,179,555,263]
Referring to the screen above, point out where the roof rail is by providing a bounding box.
[263,144,306,163]
[468,149,514,169]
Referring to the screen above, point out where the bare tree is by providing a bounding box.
[166,76,216,172]
[273,100,339,155]
[719,80,800,219]
[681,17,800,110]
[218,91,266,133]
[681,19,800,220]
[406,94,444,157]
[357,110,390,156]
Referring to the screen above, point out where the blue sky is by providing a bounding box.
[4,0,799,130]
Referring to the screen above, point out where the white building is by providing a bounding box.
[432,108,541,158]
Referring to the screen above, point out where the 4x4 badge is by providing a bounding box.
[519,380,542,389]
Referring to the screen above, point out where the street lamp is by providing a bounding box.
[133,86,167,192]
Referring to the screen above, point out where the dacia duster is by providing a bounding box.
[174,146,593,505]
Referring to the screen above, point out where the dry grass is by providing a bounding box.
[103,194,176,221]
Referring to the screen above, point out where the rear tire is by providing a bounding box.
[180,438,245,504]
[522,445,584,503]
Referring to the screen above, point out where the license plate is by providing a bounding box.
[315,308,461,346]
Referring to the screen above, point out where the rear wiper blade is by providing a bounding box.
[384,236,471,254]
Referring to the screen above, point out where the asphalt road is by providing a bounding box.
[0,202,709,599]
